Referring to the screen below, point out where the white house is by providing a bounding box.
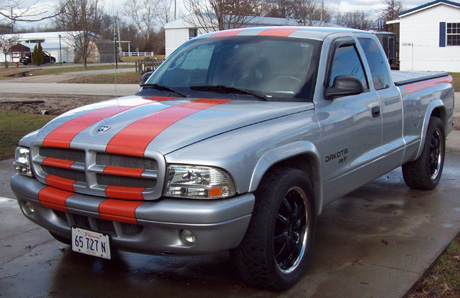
[1,31,77,63]
[387,0,460,72]
[165,15,338,57]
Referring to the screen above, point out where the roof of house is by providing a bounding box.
[10,44,30,52]
[399,0,460,17]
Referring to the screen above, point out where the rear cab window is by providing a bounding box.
[358,38,391,90]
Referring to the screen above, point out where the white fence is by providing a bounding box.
[122,52,154,57]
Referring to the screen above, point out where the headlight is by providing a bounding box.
[14,146,33,177]
[165,165,236,199]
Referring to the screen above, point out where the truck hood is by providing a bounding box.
[34,95,314,156]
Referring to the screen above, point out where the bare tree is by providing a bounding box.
[0,34,19,68]
[55,0,103,70]
[263,0,295,18]
[292,0,333,26]
[335,11,371,30]
[122,0,160,50]
[380,0,403,34]
[1,0,67,33]
[184,0,261,33]
[157,0,173,28]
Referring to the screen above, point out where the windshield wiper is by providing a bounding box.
[190,85,268,101]
[141,83,188,98]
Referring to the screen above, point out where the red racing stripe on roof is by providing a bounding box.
[258,27,299,37]
[211,29,245,38]
[98,199,143,224]
[105,98,232,157]
[38,187,74,212]
[42,97,175,149]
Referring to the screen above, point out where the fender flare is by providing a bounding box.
[248,141,324,215]
[415,99,446,160]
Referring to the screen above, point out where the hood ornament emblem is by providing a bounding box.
[97,125,111,133]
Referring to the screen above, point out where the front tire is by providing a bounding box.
[230,167,316,290]
[402,117,445,190]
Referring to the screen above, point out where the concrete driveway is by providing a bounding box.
[1,130,460,297]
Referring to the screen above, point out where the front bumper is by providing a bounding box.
[11,174,254,255]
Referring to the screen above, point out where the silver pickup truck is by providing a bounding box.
[11,27,454,290]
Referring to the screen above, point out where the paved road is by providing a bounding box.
[1,131,460,297]
[0,82,140,96]
[1,66,139,95]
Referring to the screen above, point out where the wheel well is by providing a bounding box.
[261,154,321,215]
[431,107,446,130]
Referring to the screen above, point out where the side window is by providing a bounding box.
[358,38,391,90]
[328,44,368,90]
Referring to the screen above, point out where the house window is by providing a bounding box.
[25,39,45,44]
[447,23,460,46]
[189,28,198,40]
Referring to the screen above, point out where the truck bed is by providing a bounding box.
[391,70,450,86]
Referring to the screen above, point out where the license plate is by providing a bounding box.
[71,227,111,260]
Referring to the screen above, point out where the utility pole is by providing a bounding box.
[117,12,121,55]
[10,8,15,33]
[320,0,324,22]
[113,15,118,69]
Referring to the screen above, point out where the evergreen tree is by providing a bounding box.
[32,42,44,66]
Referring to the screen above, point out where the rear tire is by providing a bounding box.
[230,167,316,290]
[402,117,445,190]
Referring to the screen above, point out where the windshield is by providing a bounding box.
[145,36,321,101]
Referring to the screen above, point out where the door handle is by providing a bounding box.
[372,106,380,118]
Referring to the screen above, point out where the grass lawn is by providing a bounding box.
[0,110,55,160]
[62,72,142,84]
[451,72,460,92]
[0,64,133,79]
[121,55,165,63]
[409,234,460,297]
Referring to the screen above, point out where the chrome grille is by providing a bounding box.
[33,146,165,200]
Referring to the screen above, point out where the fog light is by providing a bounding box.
[23,201,35,215]
[181,230,196,245]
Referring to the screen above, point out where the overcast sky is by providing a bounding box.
[8,0,460,30]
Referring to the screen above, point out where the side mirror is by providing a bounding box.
[324,76,364,100]
[140,71,154,86]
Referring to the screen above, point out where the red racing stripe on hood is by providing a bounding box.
[43,97,175,148]
[105,98,232,157]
